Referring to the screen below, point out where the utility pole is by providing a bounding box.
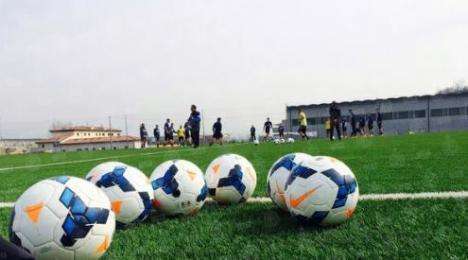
[108,116,113,149]
[0,116,2,140]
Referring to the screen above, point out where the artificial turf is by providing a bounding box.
[0,131,467,201]
[0,131,467,258]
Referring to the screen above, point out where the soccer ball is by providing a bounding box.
[267,153,315,211]
[205,154,257,204]
[86,163,154,225]
[273,139,280,144]
[287,138,295,143]
[284,156,359,226]
[9,176,115,259]
[253,140,259,145]
[150,160,207,216]
[279,138,286,143]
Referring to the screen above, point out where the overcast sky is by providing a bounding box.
[0,0,467,138]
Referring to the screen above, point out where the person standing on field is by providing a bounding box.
[329,101,342,141]
[164,119,174,146]
[250,125,256,142]
[188,104,201,148]
[212,117,223,145]
[153,124,160,148]
[139,123,148,148]
[376,109,384,135]
[177,125,185,146]
[325,118,331,139]
[348,109,357,136]
[264,117,273,140]
[298,108,309,140]
[278,124,285,139]
[184,120,191,145]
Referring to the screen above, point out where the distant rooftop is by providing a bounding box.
[50,126,121,133]
[287,91,468,110]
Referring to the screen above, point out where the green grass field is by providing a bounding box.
[0,131,467,258]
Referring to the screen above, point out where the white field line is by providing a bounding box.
[0,143,245,172]
[1,191,466,208]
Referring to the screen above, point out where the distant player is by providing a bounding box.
[358,116,366,136]
[153,124,160,148]
[298,108,308,140]
[367,114,374,136]
[164,119,174,146]
[184,121,191,145]
[329,101,342,140]
[325,118,331,139]
[278,124,285,138]
[188,104,201,148]
[376,109,383,135]
[264,117,273,140]
[212,117,223,145]
[177,125,185,146]
[341,118,348,138]
[250,125,256,142]
[348,109,357,136]
[139,123,148,148]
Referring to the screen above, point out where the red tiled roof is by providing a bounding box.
[50,126,121,133]
[36,133,74,144]
[60,135,139,145]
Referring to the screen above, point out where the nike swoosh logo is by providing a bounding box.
[290,187,318,208]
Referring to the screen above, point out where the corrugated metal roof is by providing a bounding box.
[287,92,468,110]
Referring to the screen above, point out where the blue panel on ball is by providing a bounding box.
[270,154,296,176]
[322,168,358,209]
[284,165,317,190]
[59,188,74,207]
[58,187,110,247]
[96,166,135,192]
[151,164,180,197]
[218,164,246,195]
[70,196,86,215]
[196,184,208,202]
[136,192,152,222]
[321,169,345,186]
[53,176,70,184]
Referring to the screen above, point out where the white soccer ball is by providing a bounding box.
[279,138,285,143]
[86,163,154,225]
[205,154,257,204]
[284,156,359,226]
[253,140,259,145]
[150,160,207,216]
[267,153,315,211]
[287,138,295,143]
[273,139,280,144]
[9,176,115,259]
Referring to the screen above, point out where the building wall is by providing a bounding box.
[38,141,141,153]
[286,93,468,138]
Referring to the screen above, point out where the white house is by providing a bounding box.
[36,126,141,152]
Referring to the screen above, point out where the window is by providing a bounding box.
[41,144,45,148]
[113,147,117,150]
[397,111,410,119]
[101,147,106,150]
[292,119,299,126]
[448,107,462,116]
[431,108,447,117]
[309,118,318,125]
[414,110,426,118]
[77,148,82,152]
[382,112,393,120]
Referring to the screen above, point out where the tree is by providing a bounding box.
[437,80,468,94]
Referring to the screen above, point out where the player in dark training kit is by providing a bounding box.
[211,117,223,145]
[264,117,272,140]
[329,101,342,141]
[188,104,201,148]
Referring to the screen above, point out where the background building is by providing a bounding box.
[36,126,140,152]
[286,92,468,138]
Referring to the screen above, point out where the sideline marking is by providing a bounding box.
[1,191,466,208]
